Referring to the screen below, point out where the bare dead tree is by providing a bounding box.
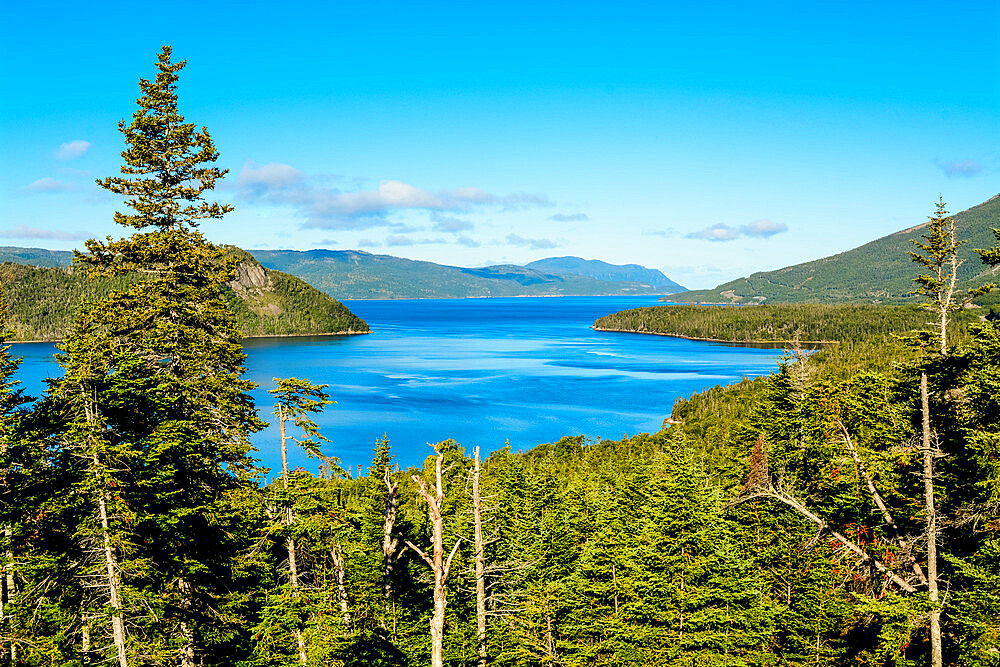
[472,446,487,667]
[79,391,129,667]
[921,374,942,667]
[329,545,352,632]
[277,403,307,666]
[382,461,401,633]
[405,444,462,667]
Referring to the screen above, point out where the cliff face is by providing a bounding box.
[229,259,269,291]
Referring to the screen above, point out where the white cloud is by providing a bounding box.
[385,234,415,247]
[686,220,787,242]
[685,223,742,242]
[382,235,447,247]
[741,219,787,238]
[431,213,474,233]
[237,162,553,228]
[0,225,90,241]
[456,235,480,247]
[548,212,589,222]
[506,233,560,250]
[53,140,91,160]
[934,158,984,178]
[239,161,304,191]
[24,177,74,193]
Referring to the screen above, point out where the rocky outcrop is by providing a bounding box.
[229,259,269,291]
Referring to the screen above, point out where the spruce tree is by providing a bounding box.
[908,197,993,355]
[0,289,30,663]
[45,44,265,666]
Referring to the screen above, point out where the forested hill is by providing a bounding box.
[0,246,74,268]
[672,193,1000,304]
[0,251,369,341]
[251,249,672,298]
[594,303,981,344]
[525,256,686,292]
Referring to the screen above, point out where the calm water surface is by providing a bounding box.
[12,297,786,472]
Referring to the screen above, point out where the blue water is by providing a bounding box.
[9,297,785,473]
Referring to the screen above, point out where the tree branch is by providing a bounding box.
[404,540,434,569]
[837,421,928,587]
[733,490,917,593]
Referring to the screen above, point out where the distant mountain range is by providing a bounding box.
[672,194,1000,305]
[0,246,685,300]
[250,250,684,299]
[525,256,685,292]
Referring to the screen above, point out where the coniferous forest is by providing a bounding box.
[2,47,999,667]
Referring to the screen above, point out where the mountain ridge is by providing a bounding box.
[672,194,1000,304]
[525,256,686,292]
[249,249,678,299]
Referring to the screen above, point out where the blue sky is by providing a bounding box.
[2,1,997,288]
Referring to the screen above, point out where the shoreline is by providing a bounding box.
[341,293,672,300]
[6,329,372,345]
[591,326,835,346]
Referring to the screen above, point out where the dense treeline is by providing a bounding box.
[0,259,368,341]
[593,303,980,343]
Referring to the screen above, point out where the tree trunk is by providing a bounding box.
[330,544,352,632]
[97,475,129,667]
[82,623,92,664]
[2,525,17,665]
[921,373,942,667]
[382,463,400,632]
[278,404,308,666]
[473,446,487,667]
[84,390,128,667]
[179,578,196,667]
[405,446,461,667]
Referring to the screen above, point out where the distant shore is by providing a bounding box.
[591,325,832,346]
[341,293,672,300]
[7,330,372,345]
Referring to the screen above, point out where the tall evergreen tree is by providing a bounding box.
[41,44,266,666]
[269,377,334,665]
[0,289,29,663]
[908,197,992,355]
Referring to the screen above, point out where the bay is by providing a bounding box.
[10,296,786,474]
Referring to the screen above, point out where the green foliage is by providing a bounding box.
[270,377,337,463]
[594,302,976,344]
[4,44,999,667]
[0,255,368,341]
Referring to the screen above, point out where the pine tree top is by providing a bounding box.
[95,45,232,233]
